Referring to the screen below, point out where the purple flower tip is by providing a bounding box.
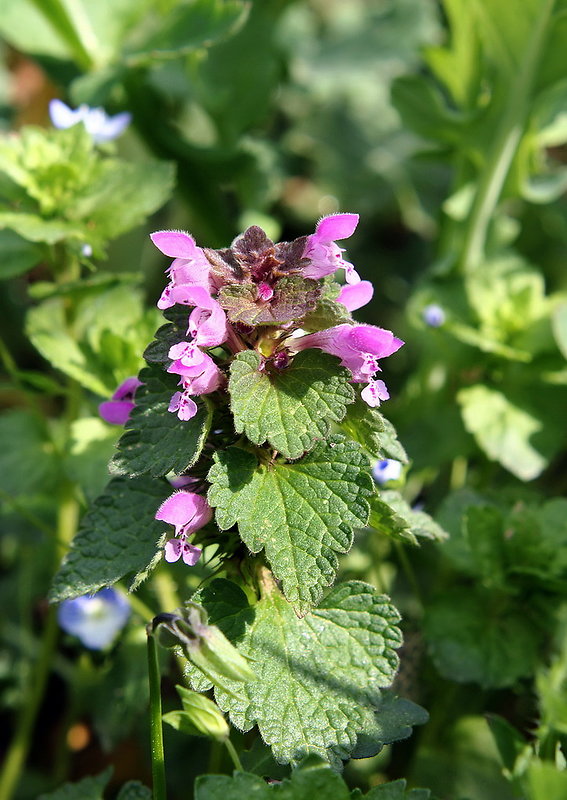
[99,377,141,425]
[57,588,130,649]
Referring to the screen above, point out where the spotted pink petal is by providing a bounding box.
[168,390,198,420]
[337,280,374,311]
[361,379,390,407]
[181,542,202,566]
[164,538,183,562]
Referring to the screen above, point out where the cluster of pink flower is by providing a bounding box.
[151,213,403,420]
[100,214,404,567]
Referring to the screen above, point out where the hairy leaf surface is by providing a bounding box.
[208,437,373,613]
[50,477,170,601]
[187,579,426,767]
[229,350,354,459]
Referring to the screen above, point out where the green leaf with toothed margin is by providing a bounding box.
[110,363,212,478]
[50,476,171,601]
[186,578,427,768]
[207,436,373,614]
[229,349,354,459]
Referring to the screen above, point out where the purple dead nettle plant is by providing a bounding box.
[150,214,404,567]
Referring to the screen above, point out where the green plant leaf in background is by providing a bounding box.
[208,437,373,614]
[110,363,213,478]
[0,409,59,498]
[0,229,44,278]
[26,281,157,396]
[186,579,426,767]
[195,758,432,798]
[457,385,550,481]
[229,349,354,460]
[424,587,543,689]
[340,397,408,463]
[49,476,171,601]
[370,491,448,545]
[38,768,112,800]
[115,783,152,800]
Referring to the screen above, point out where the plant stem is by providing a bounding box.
[147,631,167,800]
[224,738,243,772]
[0,487,79,800]
[459,0,555,272]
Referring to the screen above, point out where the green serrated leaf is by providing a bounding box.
[187,579,426,767]
[378,491,448,544]
[369,490,448,548]
[339,398,408,463]
[143,306,190,364]
[195,759,431,799]
[208,437,373,613]
[38,768,112,800]
[110,364,212,478]
[219,276,319,326]
[229,350,354,459]
[50,476,171,601]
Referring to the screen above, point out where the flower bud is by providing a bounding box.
[162,685,229,741]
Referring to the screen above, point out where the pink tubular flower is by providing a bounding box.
[167,285,228,347]
[167,347,223,393]
[337,280,374,312]
[99,377,142,425]
[155,490,212,566]
[302,213,361,283]
[150,230,212,309]
[293,323,403,407]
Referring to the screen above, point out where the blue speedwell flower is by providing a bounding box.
[422,304,446,328]
[49,99,131,144]
[373,459,403,485]
[57,588,130,649]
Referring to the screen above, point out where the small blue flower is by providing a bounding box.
[422,304,446,327]
[57,588,130,649]
[373,459,403,485]
[49,99,131,144]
